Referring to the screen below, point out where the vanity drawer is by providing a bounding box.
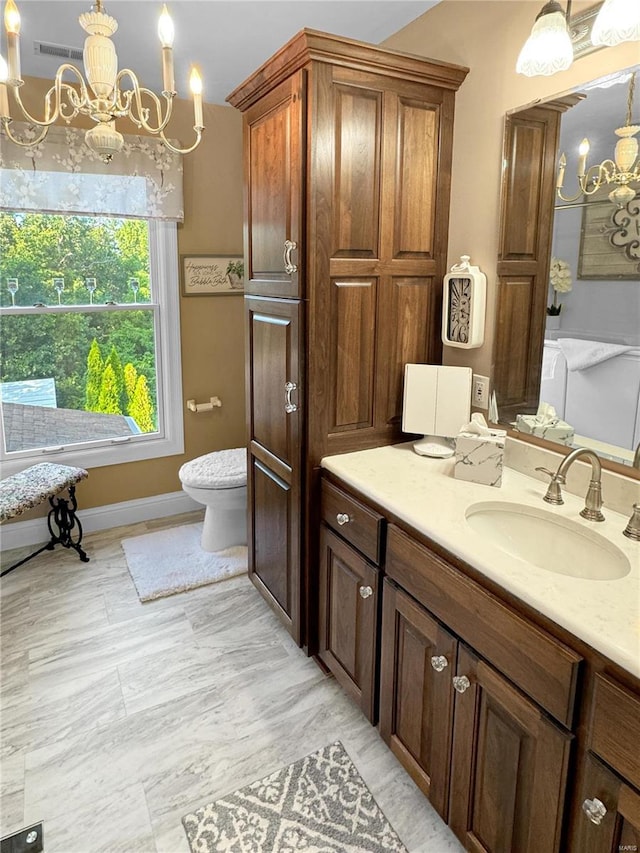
[590,673,640,790]
[386,524,581,728]
[321,480,384,565]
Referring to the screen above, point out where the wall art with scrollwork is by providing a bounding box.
[578,194,640,280]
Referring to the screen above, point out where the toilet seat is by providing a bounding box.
[179,448,246,490]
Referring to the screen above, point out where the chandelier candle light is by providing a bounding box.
[0,0,204,162]
[556,72,640,206]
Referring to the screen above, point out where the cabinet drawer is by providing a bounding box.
[321,480,384,565]
[386,525,581,728]
[590,673,640,790]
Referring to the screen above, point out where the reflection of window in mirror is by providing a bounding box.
[494,65,640,472]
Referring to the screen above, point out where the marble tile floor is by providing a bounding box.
[1,512,464,853]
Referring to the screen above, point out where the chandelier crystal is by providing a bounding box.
[0,0,204,162]
[556,72,639,206]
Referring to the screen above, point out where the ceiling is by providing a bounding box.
[12,1,438,105]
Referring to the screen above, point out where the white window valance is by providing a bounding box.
[0,124,184,221]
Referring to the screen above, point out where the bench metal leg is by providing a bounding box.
[46,485,89,563]
[0,485,89,578]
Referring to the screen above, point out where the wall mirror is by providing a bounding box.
[493,63,640,473]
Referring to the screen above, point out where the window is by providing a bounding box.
[0,213,183,474]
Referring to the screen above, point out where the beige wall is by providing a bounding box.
[5,79,245,520]
[383,1,638,377]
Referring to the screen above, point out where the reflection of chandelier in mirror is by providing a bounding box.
[517,0,640,78]
[0,0,204,162]
[556,72,639,205]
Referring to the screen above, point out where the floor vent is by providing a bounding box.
[0,823,44,853]
[33,40,83,62]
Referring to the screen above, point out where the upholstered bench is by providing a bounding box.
[0,462,90,577]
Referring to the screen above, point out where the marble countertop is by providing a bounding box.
[321,443,640,678]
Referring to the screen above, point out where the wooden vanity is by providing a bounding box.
[317,448,640,853]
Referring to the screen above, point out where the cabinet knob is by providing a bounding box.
[431,655,448,672]
[452,675,471,694]
[582,797,607,825]
[359,585,373,599]
[284,381,298,414]
[283,239,298,274]
[336,512,351,526]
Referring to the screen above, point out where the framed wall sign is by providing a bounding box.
[181,255,245,296]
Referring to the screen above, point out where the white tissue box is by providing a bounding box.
[515,415,574,445]
[454,431,505,487]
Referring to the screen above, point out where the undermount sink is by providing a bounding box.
[465,501,630,581]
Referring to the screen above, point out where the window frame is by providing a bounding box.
[0,219,184,475]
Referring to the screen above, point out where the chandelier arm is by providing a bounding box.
[10,63,91,128]
[11,85,60,127]
[159,127,203,155]
[1,116,49,146]
[115,69,174,134]
[556,185,585,204]
[585,160,616,189]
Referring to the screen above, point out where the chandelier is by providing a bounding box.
[517,0,640,78]
[0,0,204,162]
[556,72,639,206]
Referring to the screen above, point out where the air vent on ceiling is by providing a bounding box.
[33,41,83,62]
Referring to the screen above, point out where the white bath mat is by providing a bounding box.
[121,522,247,602]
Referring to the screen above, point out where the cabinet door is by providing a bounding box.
[449,644,572,853]
[245,296,303,643]
[570,752,640,853]
[379,580,457,820]
[243,71,304,298]
[317,525,379,722]
[309,68,454,457]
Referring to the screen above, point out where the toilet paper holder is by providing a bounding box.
[186,396,222,413]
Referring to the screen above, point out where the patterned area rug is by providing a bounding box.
[121,522,246,602]
[182,741,408,853]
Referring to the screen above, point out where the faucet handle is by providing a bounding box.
[535,467,565,505]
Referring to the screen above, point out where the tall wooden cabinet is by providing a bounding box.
[228,30,468,646]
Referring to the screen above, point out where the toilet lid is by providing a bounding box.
[179,448,246,489]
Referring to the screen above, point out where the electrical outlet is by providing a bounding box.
[472,374,489,409]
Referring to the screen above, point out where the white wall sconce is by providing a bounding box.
[516,0,574,78]
[517,0,640,78]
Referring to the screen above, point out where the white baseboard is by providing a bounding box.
[1,491,201,552]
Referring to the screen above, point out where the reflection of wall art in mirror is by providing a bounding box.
[181,255,245,296]
[578,194,640,279]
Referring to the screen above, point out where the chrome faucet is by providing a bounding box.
[536,448,605,522]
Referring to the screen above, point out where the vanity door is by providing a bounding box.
[570,752,640,853]
[379,579,457,820]
[449,644,573,853]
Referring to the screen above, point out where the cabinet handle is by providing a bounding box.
[284,381,298,414]
[431,655,449,672]
[336,512,351,526]
[452,675,471,694]
[283,239,298,274]
[359,585,373,599]
[582,797,607,825]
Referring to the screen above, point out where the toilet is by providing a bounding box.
[178,448,247,551]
